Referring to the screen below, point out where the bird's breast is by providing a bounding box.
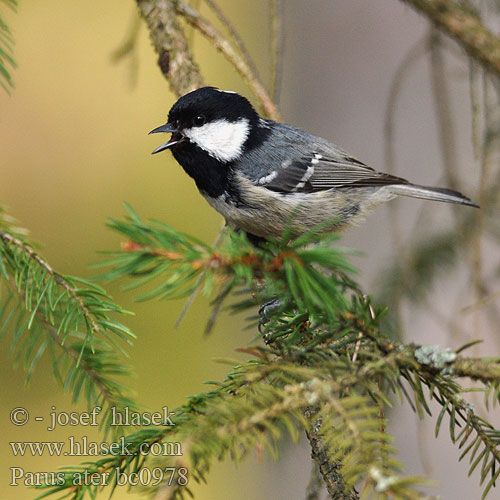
[201,174,372,238]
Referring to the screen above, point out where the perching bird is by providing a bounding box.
[150,87,477,241]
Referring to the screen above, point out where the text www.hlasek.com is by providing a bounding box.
[10,436,182,457]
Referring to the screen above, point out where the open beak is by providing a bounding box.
[149,123,185,154]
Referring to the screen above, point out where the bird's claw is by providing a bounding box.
[258,297,284,334]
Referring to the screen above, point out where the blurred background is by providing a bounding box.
[1,1,499,499]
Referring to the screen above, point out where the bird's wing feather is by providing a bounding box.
[258,153,408,194]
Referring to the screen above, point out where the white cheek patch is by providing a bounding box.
[183,118,249,162]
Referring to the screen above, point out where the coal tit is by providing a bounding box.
[150,87,477,240]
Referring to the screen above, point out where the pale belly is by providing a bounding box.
[202,176,395,238]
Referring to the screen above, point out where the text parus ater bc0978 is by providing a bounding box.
[150,87,477,241]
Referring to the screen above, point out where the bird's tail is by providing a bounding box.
[390,183,479,208]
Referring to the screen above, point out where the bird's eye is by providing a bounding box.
[193,115,206,127]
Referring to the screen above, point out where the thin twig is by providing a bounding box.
[470,66,497,346]
[110,10,142,88]
[203,291,225,335]
[462,289,500,314]
[400,0,500,78]
[352,295,369,363]
[203,0,261,80]
[429,28,460,191]
[270,0,285,104]
[351,331,363,362]
[187,0,202,46]
[365,301,387,464]
[176,1,281,120]
[110,10,141,63]
[384,35,430,252]
[469,59,482,159]
[305,462,324,500]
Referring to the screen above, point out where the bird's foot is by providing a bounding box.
[258,297,284,334]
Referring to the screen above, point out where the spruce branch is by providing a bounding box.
[0,230,101,335]
[0,228,134,345]
[399,0,500,78]
[0,0,16,94]
[6,1,500,498]
[34,351,432,500]
[0,207,137,433]
[31,247,500,500]
[39,315,124,406]
[99,205,358,330]
[91,206,500,498]
[381,339,500,385]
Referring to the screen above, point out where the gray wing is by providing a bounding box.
[246,120,408,194]
[261,154,408,193]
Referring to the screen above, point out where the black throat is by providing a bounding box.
[171,122,271,204]
[171,143,237,200]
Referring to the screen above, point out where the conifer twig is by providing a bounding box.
[0,0,16,93]
[39,312,116,402]
[0,209,136,422]
[2,273,118,404]
[369,334,500,384]
[0,231,100,334]
[175,223,226,328]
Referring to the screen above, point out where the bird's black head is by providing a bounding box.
[149,87,262,163]
[169,86,259,128]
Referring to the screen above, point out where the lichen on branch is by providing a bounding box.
[136,0,204,96]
